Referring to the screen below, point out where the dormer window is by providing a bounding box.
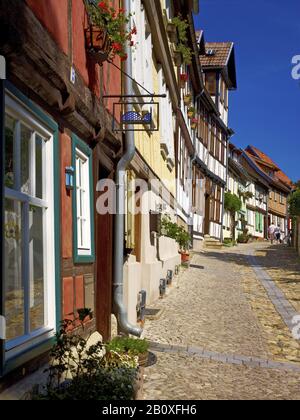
[206,49,215,56]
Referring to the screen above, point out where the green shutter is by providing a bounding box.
[260,214,263,233]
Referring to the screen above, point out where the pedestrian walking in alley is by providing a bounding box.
[274,225,281,244]
[268,222,276,244]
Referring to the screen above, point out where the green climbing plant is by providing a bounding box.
[172,15,193,64]
[224,192,242,241]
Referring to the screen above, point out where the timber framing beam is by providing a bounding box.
[0,0,122,153]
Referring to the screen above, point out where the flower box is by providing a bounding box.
[173,50,183,67]
[166,22,178,44]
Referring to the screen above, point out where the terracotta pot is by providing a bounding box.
[181,252,190,263]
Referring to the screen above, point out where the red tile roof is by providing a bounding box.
[246,146,293,189]
[200,42,233,68]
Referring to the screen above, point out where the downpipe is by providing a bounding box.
[112,0,142,337]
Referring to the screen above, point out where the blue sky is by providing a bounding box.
[194,0,300,182]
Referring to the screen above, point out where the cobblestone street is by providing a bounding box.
[142,242,300,400]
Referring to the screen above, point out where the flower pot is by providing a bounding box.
[191,123,197,130]
[85,25,112,64]
[187,112,195,119]
[181,252,190,263]
[180,79,187,89]
[184,95,192,106]
[173,50,183,67]
[166,22,178,44]
[138,351,149,367]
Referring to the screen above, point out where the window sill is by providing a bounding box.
[74,254,95,264]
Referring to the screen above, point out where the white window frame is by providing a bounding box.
[75,148,92,257]
[4,92,56,358]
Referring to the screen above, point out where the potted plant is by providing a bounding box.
[191,118,198,130]
[85,1,136,64]
[183,93,192,106]
[172,15,193,65]
[173,50,183,67]
[187,106,195,119]
[107,337,150,368]
[166,21,178,44]
[180,73,188,89]
[177,227,191,263]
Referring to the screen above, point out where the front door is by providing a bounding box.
[204,194,211,235]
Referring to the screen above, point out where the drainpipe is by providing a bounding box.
[112,0,142,337]
[221,133,232,243]
[189,89,204,247]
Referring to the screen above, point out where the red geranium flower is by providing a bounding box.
[112,42,122,52]
[98,1,107,10]
[131,26,137,35]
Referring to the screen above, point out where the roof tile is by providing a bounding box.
[200,42,233,68]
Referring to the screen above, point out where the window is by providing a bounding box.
[205,72,216,96]
[73,136,95,263]
[199,105,209,147]
[221,132,227,165]
[255,212,263,233]
[280,193,284,204]
[210,185,222,223]
[4,91,56,354]
[210,120,216,155]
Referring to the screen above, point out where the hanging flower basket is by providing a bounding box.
[183,94,192,106]
[191,118,198,130]
[180,73,188,89]
[85,1,135,64]
[85,25,113,64]
[173,50,183,67]
[166,22,178,44]
[187,107,195,119]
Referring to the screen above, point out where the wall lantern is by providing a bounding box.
[65,166,75,191]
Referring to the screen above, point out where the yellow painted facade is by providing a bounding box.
[133,44,176,197]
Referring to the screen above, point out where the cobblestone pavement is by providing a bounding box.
[142,242,300,400]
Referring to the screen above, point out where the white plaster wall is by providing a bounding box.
[208,155,226,182]
[219,101,228,127]
[177,181,191,222]
[210,222,222,239]
[193,213,204,235]
[123,255,142,326]
[158,236,181,278]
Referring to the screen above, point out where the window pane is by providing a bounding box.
[29,206,45,332]
[35,135,43,199]
[4,199,24,340]
[5,115,16,189]
[21,124,32,195]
